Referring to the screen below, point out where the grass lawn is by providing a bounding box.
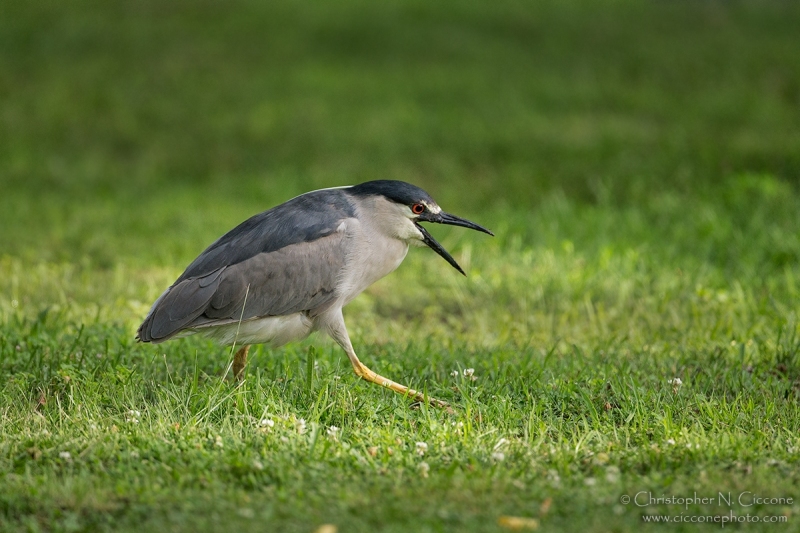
[1,0,800,531]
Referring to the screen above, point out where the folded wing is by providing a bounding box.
[137,189,354,343]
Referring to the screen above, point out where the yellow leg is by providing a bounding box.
[350,359,449,409]
[232,345,250,381]
[327,311,450,410]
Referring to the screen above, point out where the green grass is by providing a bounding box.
[2,0,800,531]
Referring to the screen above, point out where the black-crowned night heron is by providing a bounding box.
[137,180,492,407]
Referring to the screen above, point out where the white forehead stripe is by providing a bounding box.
[423,202,441,214]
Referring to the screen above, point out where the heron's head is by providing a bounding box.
[348,180,494,275]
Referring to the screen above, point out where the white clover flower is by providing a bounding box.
[605,465,621,483]
[666,438,676,445]
[463,368,475,378]
[59,451,71,460]
[415,442,428,456]
[260,418,275,428]
[295,418,307,434]
[450,370,459,378]
[493,438,510,451]
[668,377,683,393]
[491,451,505,462]
[418,461,430,478]
[327,426,340,440]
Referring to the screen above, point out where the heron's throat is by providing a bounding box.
[408,222,428,247]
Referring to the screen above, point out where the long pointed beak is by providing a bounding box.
[416,211,494,276]
[435,212,494,236]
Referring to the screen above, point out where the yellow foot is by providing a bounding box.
[411,399,455,414]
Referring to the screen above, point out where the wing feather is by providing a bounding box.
[137,231,347,343]
[141,268,225,340]
[137,188,357,343]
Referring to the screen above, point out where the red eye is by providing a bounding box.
[412,203,425,215]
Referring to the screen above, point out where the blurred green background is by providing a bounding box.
[2,0,798,268]
[2,1,800,531]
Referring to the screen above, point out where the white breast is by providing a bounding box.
[337,225,409,305]
[336,196,413,305]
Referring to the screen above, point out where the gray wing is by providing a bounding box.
[137,231,347,342]
[137,188,356,343]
